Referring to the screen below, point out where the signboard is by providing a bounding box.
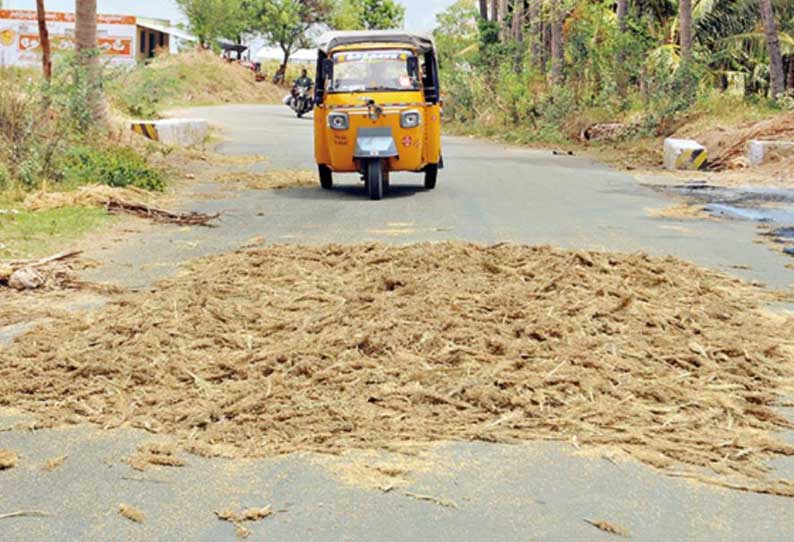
[0,9,137,67]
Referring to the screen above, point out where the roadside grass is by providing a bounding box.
[0,204,111,260]
[447,91,787,171]
[107,51,283,119]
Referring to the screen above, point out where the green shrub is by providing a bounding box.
[107,64,179,119]
[0,163,10,190]
[63,145,165,191]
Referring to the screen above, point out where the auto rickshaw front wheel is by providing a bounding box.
[365,159,384,200]
[424,164,438,190]
[318,165,333,190]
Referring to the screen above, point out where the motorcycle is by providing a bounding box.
[287,85,313,118]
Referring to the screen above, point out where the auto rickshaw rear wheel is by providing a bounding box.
[366,159,384,200]
[318,165,333,189]
[424,163,438,189]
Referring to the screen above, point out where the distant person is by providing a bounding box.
[272,64,286,85]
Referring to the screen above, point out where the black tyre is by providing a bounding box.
[424,163,438,189]
[383,171,390,193]
[366,159,383,200]
[319,164,333,189]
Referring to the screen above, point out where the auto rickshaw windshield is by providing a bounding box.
[329,49,420,93]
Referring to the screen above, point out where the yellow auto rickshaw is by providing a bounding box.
[313,31,443,200]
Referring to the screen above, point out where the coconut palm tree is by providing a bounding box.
[680,0,693,58]
[75,0,106,124]
[550,0,563,85]
[759,0,785,97]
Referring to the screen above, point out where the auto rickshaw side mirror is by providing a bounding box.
[322,58,334,81]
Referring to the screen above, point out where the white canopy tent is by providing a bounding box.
[255,47,316,64]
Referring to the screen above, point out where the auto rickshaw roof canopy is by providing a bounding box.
[317,31,435,55]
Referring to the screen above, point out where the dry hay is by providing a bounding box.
[118,503,145,523]
[23,185,154,212]
[214,170,317,190]
[125,443,187,471]
[0,449,18,470]
[646,202,709,221]
[1,243,793,495]
[215,506,272,538]
[584,519,630,537]
[23,185,218,226]
[41,455,67,472]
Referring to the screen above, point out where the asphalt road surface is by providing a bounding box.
[2,105,793,542]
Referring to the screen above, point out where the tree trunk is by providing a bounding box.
[36,0,51,81]
[528,0,541,68]
[550,0,563,86]
[615,0,628,93]
[479,0,488,19]
[75,0,106,125]
[759,0,785,97]
[490,0,498,22]
[497,0,508,40]
[787,56,794,90]
[512,0,524,42]
[679,0,692,59]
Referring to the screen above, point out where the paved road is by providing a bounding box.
[88,104,792,289]
[2,105,793,542]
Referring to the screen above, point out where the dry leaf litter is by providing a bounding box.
[1,243,793,495]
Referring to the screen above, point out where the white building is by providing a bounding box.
[0,9,195,67]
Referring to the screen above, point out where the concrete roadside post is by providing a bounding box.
[747,140,794,166]
[663,138,708,171]
[131,119,209,146]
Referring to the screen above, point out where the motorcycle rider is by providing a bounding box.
[294,68,313,90]
[289,68,314,114]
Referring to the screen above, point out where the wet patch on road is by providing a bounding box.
[650,182,794,260]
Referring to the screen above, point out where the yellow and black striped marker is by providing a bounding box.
[131,122,159,142]
[675,147,708,170]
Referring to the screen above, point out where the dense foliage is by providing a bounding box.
[0,57,162,193]
[434,0,794,143]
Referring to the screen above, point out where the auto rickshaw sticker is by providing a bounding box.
[402,136,412,147]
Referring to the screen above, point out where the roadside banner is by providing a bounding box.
[0,9,136,67]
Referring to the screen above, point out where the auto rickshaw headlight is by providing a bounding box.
[328,112,349,131]
[400,110,421,129]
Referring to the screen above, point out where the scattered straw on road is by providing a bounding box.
[1,243,793,495]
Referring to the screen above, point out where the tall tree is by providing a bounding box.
[254,0,330,65]
[759,0,785,97]
[511,0,524,42]
[490,0,498,22]
[679,0,692,59]
[616,0,628,92]
[550,0,563,85]
[36,0,51,81]
[176,0,242,48]
[75,0,105,124]
[332,0,405,30]
[479,0,488,20]
[528,0,541,68]
[497,0,507,40]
